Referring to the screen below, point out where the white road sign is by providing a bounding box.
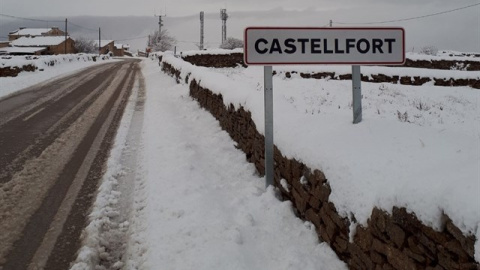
[244,27,405,65]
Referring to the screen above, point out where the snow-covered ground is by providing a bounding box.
[1,56,348,269]
[70,59,348,269]
[1,51,479,268]
[159,52,480,261]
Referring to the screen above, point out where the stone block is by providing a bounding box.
[348,243,374,270]
[370,250,386,265]
[386,222,406,248]
[305,208,322,228]
[333,235,349,253]
[308,196,321,211]
[445,218,475,259]
[354,226,373,251]
[291,188,308,215]
[404,248,426,264]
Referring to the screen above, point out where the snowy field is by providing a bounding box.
[160,52,480,261]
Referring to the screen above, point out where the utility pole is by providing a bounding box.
[220,9,228,44]
[154,11,166,48]
[157,15,163,33]
[200,11,204,50]
[154,11,166,34]
[65,18,67,54]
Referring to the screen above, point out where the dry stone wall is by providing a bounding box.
[0,64,36,77]
[161,60,478,270]
[182,53,480,71]
[181,53,480,89]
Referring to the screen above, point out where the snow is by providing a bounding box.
[9,28,54,36]
[274,64,480,80]
[0,47,47,54]
[140,63,346,269]
[11,36,70,47]
[180,48,243,57]
[0,54,116,99]
[94,40,114,47]
[160,52,480,259]
[2,50,478,267]
[70,59,347,269]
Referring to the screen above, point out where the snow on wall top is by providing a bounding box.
[180,48,243,57]
[11,36,70,47]
[177,48,480,62]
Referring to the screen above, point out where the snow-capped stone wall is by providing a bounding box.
[161,59,478,270]
[181,51,480,71]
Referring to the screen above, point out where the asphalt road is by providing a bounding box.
[0,58,142,270]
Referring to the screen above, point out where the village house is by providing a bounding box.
[8,27,66,41]
[0,41,9,48]
[113,43,131,57]
[93,40,115,55]
[10,36,75,55]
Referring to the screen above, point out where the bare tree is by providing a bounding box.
[74,36,96,53]
[419,45,438,56]
[220,37,244,50]
[149,29,177,52]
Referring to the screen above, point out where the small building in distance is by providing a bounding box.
[113,43,131,57]
[10,36,75,55]
[93,40,115,55]
[0,41,9,48]
[8,27,66,41]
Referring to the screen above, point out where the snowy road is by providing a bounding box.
[0,59,142,270]
[71,59,347,269]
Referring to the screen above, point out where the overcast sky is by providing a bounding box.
[1,0,479,52]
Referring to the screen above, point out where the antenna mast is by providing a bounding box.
[154,8,167,34]
[220,9,228,44]
[200,11,205,50]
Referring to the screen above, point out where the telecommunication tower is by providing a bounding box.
[155,14,165,33]
[200,11,205,50]
[220,9,228,44]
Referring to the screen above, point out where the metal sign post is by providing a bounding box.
[264,66,274,188]
[352,65,362,124]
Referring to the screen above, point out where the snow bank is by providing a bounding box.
[408,51,480,62]
[141,60,347,269]
[273,65,480,80]
[0,54,116,99]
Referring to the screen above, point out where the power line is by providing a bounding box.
[116,35,149,42]
[67,21,98,32]
[0,13,63,23]
[334,2,480,25]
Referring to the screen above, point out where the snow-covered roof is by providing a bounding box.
[9,28,56,36]
[0,47,46,54]
[11,36,70,47]
[93,40,114,47]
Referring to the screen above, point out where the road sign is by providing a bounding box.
[244,27,405,65]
